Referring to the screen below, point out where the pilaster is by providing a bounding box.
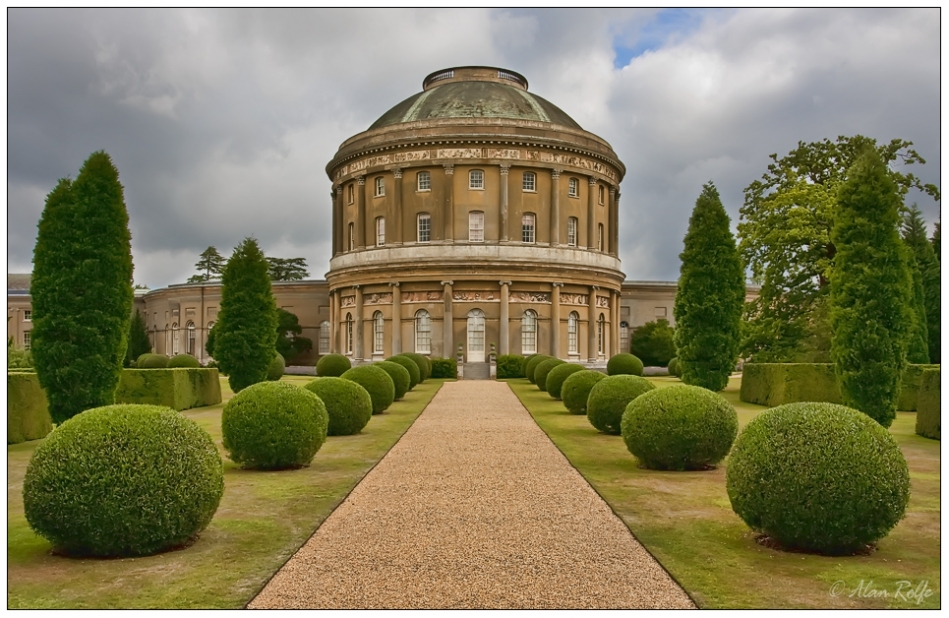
[551,282,563,358]
[550,169,561,246]
[441,280,454,357]
[499,165,510,243]
[499,280,511,355]
[390,281,401,355]
[443,164,454,244]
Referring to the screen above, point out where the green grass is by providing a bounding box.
[507,376,940,609]
[8,376,444,609]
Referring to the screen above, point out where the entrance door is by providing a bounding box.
[467,309,485,362]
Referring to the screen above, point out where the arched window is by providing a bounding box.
[469,211,484,242]
[521,310,538,354]
[319,320,331,354]
[568,312,579,355]
[567,217,578,246]
[172,322,179,355]
[376,216,386,246]
[346,313,354,355]
[417,170,431,191]
[469,169,484,190]
[598,223,604,251]
[415,309,431,354]
[597,314,606,357]
[522,171,536,192]
[164,323,170,355]
[521,213,536,244]
[186,321,196,355]
[568,177,579,198]
[418,213,431,243]
[374,176,385,197]
[373,311,385,354]
[348,222,355,251]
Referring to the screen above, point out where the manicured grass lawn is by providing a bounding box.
[508,376,940,609]
[7,376,445,609]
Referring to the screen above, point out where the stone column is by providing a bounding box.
[356,176,366,249]
[587,177,597,250]
[611,289,620,356]
[331,189,338,256]
[442,280,454,358]
[330,289,338,353]
[354,285,364,361]
[611,188,620,257]
[499,280,511,354]
[588,285,598,362]
[550,169,561,246]
[390,282,401,355]
[443,164,454,243]
[551,282,563,358]
[335,186,344,256]
[392,168,403,246]
[499,164,510,242]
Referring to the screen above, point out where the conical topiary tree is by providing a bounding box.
[902,205,940,363]
[31,152,134,424]
[214,238,278,393]
[830,149,913,427]
[673,182,745,391]
[125,309,152,366]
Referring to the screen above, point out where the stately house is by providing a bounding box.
[8,67,756,367]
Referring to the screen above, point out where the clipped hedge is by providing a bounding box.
[316,353,352,377]
[497,354,526,379]
[304,377,373,436]
[899,364,940,411]
[341,365,396,414]
[727,402,910,554]
[167,354,201,369]
[587,375,656,434]
[222,381,329,469]
[267,353,286,381]
[386,355,420,389]
[607,353,644,376]
[546,363,585,400]
[915,368,940,440]
[535,358,566,392]
[114,368,222,411]
[621,385,737,470]
[667,357,680,377]
[375,361,411,400]
[399,353,431,382]
[136,353,169,369]
[8,372,53,444]
[525,355,555,384]
[561,370,607,415]
[23,404,223,556]
[430,357,457,379]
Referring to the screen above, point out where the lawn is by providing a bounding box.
[508,376,940,609]
[7,376,445,609]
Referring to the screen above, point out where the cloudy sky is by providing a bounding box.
[7,8,941,288]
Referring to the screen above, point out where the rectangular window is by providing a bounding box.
[418,213,431,243]
[23,310,32,321]
[522,172,536,192]
[417,171,431,191]
[23,331,31,350]
[319,323,330,354]
[469,211,484,243]
[522,213,535,244]
[349,223,355,251]
[374,177,385,197]
[567,217,578,246]
[469,169,484,190]
[568,178,579,198]
[348,184,354,204]
[598,223,604,251]
[599,184,605,205]
[376,217,386,246]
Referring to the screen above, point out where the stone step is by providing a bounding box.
[462,362,491,380]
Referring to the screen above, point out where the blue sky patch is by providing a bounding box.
[613,9,711,68]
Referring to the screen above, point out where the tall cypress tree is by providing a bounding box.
[125,308,153,366]
[902,205,940,363]
[904,248,930,364]
[830,149,912,427]
[215,238,278,392]
[673,182,745,391]
[31,151,134,423]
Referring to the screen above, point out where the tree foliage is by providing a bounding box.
[830,149,913,427]
[673,182,745,391]
[932,220,940,262]
[124,309,152,366]
[267,257,309,281]
[738,135,939,362]
[629,319,676,367]
[188,246,226,283]
[214,238,278,393]
[31,151,134,423]
[276,308,313,362]
[902,205,941,363]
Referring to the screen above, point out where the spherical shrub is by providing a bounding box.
[386,355,420,389]
[267,353,285,381]
[607,353,644,376]
[726,402,910,554]
[399,353,431,382]
[23,404,223,557]
[546,363,586,400]
[167,354,201,368]
[535,358,566,392]
[341,365,396,414]
[304,377,372,436]
[316,353,352,377]
[525,355,555,384]
[561,370,607,415]
[621,385,737,470]
[587,375,656,434]
[222,381,329,469]
[521,354,537,376]
[374,361,410,401]
[667,357,680,377]
[137,353,169,369]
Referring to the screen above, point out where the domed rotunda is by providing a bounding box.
[325,66,626,365]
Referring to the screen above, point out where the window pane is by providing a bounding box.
[569,178,579,197]
[568,218,577,246]
[416,310,431,353]
[568,312,578,354]
[376,217,386,246]
[521,311,537,354]
[418,213,431,242]
[418,171,431,191]
[469,211,484,242]
[469,170,484,189]
[522,172,535,192]
[522,214,535,243]
[375,177,385,197]
[319,321,331,354]
[374,312,384,353]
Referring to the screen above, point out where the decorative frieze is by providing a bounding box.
[596,296,610,308]
[340,295,356,308]
[364,292,393,305]
[453,290,499,302]
[510,291,550,304]
[560,293,589,305]
[402,291,444,303]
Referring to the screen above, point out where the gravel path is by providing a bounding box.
[248,381,695,609]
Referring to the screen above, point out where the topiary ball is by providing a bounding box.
[386,355,420,389]
[23,404,223,557]
[267,353,286,381]
[316,353,352,377]
[561,370,608,415]
[667,357,680,377]
[304,377,373,436]
[587,374,656,434]
[137,353,169,369]
[607,353,644,376]
[374,361,411,401]
[621,385,738,470]
[167,354,201,368]
[341,365,396,414]
[525,355,555,384]
[726,402,910,555]
[521,354,537,376]
[534,358,566,392]
[399,353,431,382]
[546,363,586,400]
[221,381,329,470]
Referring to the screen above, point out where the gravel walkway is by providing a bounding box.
[248,381,695,609]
